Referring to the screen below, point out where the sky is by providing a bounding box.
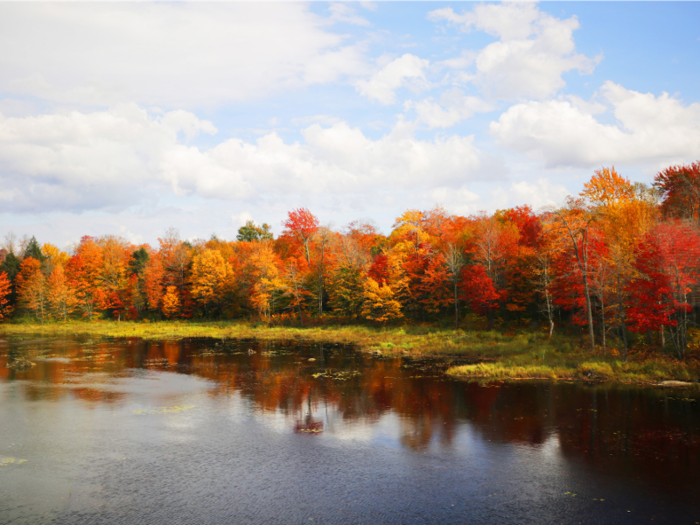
[1,1,699,249]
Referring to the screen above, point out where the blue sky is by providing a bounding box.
[0,1,699,249]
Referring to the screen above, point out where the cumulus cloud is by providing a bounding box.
[0,3,368,109]
[430,186,481,216]
[506,178,569,209]
[0,106,493,214]
[408,89,494,129]
[490,81,700,168]
[0,104,219,212]
[328,3,371,27]
[428,3,597,100]
[355,54,430,105]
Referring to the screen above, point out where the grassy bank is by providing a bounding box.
[1,320,698,385]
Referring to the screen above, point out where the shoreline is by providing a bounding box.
[1,320,698,387]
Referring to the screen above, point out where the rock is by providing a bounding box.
[308,358,316,362]
[657,380,693,387]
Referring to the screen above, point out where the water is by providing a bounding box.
[1,336,699,524]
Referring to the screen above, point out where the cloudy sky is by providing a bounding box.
[1,1,699,248]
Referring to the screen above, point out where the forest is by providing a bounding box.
[2,162,700,362]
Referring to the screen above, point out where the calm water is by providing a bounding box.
[1,336,699,525]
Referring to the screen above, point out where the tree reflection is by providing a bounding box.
[1,336,698,491]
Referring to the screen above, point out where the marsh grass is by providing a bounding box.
[2,320,698,384]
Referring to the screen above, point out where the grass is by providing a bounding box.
[2,319,699,385]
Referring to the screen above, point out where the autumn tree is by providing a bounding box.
[283,257,312,325]
[654,161,700,222]
[282,208,319,265]
[459,264,500,329]
[328,231,370,320]
[248,241,285,321]
[444,243,465,329]
[66,237,105,320]
[190,249,233,314]
[549,198,597,351]
[47,264,77,321]
[161,285,181,319]
[627,222,700,359]
[361,277,403,325]
[126,247,150,317]
[314,226,335,315]
[464,213,518,329]
[0,272,13,321]
[98,236,131,319]
[582,167,658,356]
[15,257,48,322]
[43,243,69,271]
[0,251,21,309]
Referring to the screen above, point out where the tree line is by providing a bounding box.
[1,162,699,359]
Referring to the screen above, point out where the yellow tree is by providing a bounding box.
[582,167,658,356]
[47,264,77,321]
[98,236,131,315]
[42,243,69,268]
[190,249,233,314]
[15,257,48,322]
[161,286,181,318]
[248,241,285,321]
[361,277,403,324]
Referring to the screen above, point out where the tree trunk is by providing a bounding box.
[454,280,459,330]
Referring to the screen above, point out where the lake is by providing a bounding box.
[1,336,699,524]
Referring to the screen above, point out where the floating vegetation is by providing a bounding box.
[133,405,196,415]
[312,370,361,381]
[143,358,171,367]
[4,358,35,370]
[198,349,227,357]
[260,349,292,356]
[0,456,28,470]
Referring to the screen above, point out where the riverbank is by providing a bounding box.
[1,320,698,385]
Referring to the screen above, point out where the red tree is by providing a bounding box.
[627,221,700,358]
[0,271,13,321]
[282,208,319,265]
[459,264,500,329]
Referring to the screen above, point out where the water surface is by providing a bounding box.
[1,336,699,524]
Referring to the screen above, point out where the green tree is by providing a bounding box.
[23,236,46,262]
[237,220,274,242]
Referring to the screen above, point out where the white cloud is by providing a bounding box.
[359,2,378,12]
[490,81,700,168]
[431,186,481,216]
[507,178,569,209]
[231,212,254,231]
[0,104,218,212]
[0,106,491,214]
[429,3,597,100]
[328,4,371,27]
[355,54,430,105]
[408,89,494,129]
[291,115,343,126]
[0,3,368,109]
